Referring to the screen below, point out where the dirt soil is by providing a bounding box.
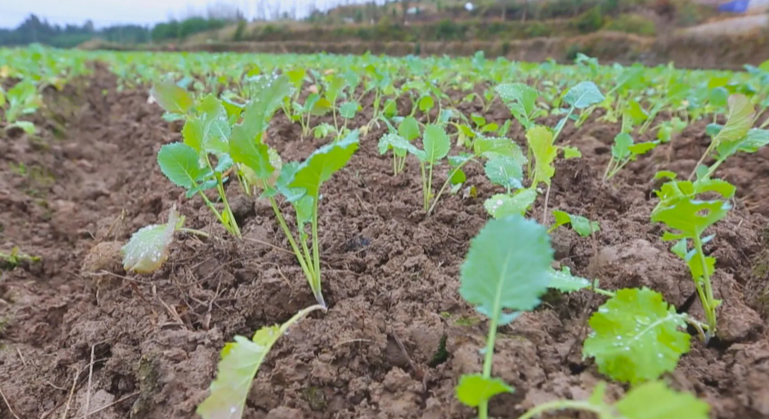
[1,69,768,419]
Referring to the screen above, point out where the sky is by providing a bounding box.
[0,0,375,29]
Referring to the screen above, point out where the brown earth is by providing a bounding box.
[1,68,768,419]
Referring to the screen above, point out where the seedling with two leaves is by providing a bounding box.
[603,132,659,181]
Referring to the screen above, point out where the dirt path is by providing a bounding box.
[1,70,768,419]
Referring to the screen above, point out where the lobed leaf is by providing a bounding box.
[526,126,557,186]
[583,288,690,384]
[484,156,523,190]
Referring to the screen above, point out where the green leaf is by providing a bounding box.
[616,381,710,419]
[583,288,690,384]
[714,94,754,145]
[196,95,231,156]
[157,143,206,190]
[121,207,179,274]
[274,162,305,202]
[450,168,467,185]
[612,133,633,160]
[398,116,420,141]
[474,137,526,164]
[484,190,537,219]
[460,216,554,316]
[652,199,731,237]
[151,81,193,114]
[551,210,599,237]
[629,141,658,156]
[290,130,359,198]
[562,145,582,159]
[418,95,435,112]
[548,267,593,293]
[496,82,539,128]
[563,81,605,109]
[339,101,359,119]
[422,124,451,164]
[197,308,309,419]
[378,133,421,158]
[229,134,274,182]
[455,374,514,408]
[527,126,557,186]
[484,157,523,189]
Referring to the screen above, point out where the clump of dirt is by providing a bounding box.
[0,68,767,419]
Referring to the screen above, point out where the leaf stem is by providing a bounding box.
[541,184,551,226]
[427,157,475,216]
[426,163,435,212]
[268,197,320,306]
[688,142,716,181]
[693,234,718,336]
[311,196,322,300]
[420,162,429,211]
[214,174,241,238]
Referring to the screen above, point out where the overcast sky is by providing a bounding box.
[0,0,381,29]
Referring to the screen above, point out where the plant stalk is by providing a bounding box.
[693,234,718,336]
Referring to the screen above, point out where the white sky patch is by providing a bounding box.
[0,0,388,29]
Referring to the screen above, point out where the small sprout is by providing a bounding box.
[0,247,40,270]
[603,132,658,181]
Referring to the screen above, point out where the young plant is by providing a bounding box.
[377,115,421,176]
[650,174,734,339]
[1,80,41,134]
[232,128,359,308]
[455,216,554,419]
[603,132,659,181]
[196,304,326,419]
[549,210,600,237]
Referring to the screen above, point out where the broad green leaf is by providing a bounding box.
[562,145,582,159]
[564,81,605,109]
[460,216,554,315]
[548,267,592,293]
[422,124,450,164]
[652,199,731,237]
[274,162,305,202]
[484,157,523,189]
[151,81,193,114]
[311,97,333,116]
[625,100,648,125]
[290,130,359,198]
[229,134,274,181]
[473,137,526,164]
[496,82,538,128]
[714,94,754,145]
[471,113,487,127]
[121,207,179,274]
[551,210,599,237]
[628,142,658,156]
[294,195,314,230]
[339,101,359,119]
[450,168,466,185]
[583,288,690,384]
[197,305,322,419]
[378,133,421,158]
[398,116,420,141]
[455,374,514,408]
[196,95,231,156]
[484,189,537,219]
[709,87,729,108]
[612,133,633,160]
[717,128,769,157]
[418,95,435,112]
[157,143,206,189]
[527,126,557,186]
[616,381,710,419]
